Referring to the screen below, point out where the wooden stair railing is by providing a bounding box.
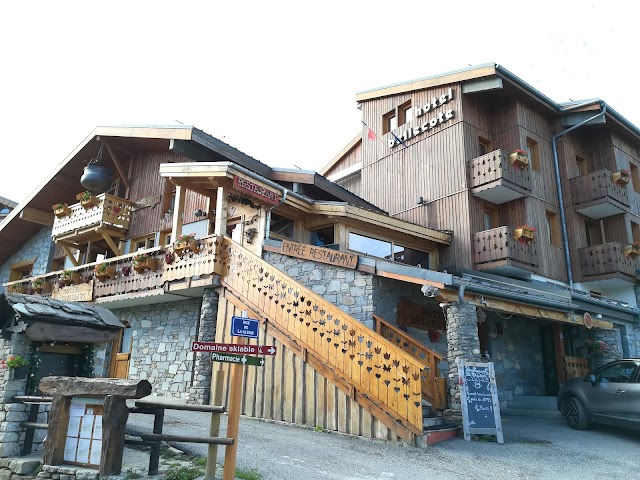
[215,237,426,440]
[373,314,447,410]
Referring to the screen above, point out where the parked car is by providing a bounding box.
[557,359,640,430]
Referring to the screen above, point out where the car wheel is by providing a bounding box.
[565,397,588,430]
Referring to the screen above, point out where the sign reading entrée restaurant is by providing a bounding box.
[281,239,358,269]
[233,175,280,205]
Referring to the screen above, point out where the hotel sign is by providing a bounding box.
[233,175,281,205]
[281,239,358,269]
[396,298,446,330]
[389,87,455,148]
[52,281,93,302]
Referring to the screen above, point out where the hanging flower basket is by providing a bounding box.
[76,191,98,209]
[133,254,157,273]
[509,150,529,168]
[52,203,71,218]
[94,263,116,282]
[514,224,536,243]
[611,170,630,187]
[174,233,199,257]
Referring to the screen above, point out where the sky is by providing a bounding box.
[1,0,639,204]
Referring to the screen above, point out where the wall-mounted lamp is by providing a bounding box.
[595,313,603,319]
[245,228,257,244]
[194,209,207,218]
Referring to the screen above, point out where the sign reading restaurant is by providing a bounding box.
[388,87,455,148]
[233,175,281,206]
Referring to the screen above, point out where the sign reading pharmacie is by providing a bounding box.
[233,175,281,206]
[51,281,93,302]
[281,239,358,269]
[388,87,455,148]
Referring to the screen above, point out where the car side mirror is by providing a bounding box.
[588,374,597,384]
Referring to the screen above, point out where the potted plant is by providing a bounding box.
[61,269,80,286]
[583,339,608,357]
[611,169,630,186]
[514,224,536,242]
[94,262,116,282]
[1,355,29,380]
[623,241,640,259]
[52,202,71,218]
[31,278,44,293]
[174,233,199,257]
[133,253,157,273]
[509,149,529,168]
[76,190,98,209]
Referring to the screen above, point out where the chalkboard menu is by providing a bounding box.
[458,360,504,444]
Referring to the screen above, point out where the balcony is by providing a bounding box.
[472,226,540,277]
[570,169,630,219]
[468,149,532,204]
[4,235,222,308]
[52,194,134,254]
[578,242,637,285]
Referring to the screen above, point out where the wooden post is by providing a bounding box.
[43,395,71,466]
[21,402,42,456]
[214,186,228,236]
[99,396,129,476]
[223,338,246,480]
[171,185,186,242]
[148,408,165,476]
[553,323,567,385]
[205,370,225,480]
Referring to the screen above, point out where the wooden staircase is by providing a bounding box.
[213,236,438,444]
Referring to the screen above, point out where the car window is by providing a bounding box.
[597,362,637,383]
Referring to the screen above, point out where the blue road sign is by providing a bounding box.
[230,316,260,339]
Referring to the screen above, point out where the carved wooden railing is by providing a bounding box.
[578,242,637,280]
[217,237,425,437]
[52,193,134,238]
[563,355,591,380]
[570,169,630,212]
[473,226,540,272]
[373,314,446,410]
[468,149,532,193]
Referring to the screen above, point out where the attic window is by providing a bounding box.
[9,258,35,282]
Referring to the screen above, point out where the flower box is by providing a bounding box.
[174,239,200,257]
[623,244,640,259]
[61,271,81,286]
[612,170,630,187]
[53,204,71,218]
[94,265,116,282]
[76,191,99,209]
[133,255,157,273]
[509,150,529,168]
[514,225,536,242]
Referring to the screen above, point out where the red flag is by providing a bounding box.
[367,128,376,141]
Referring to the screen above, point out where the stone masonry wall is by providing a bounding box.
[189,288,219,405]
[0,227,54,293]
[113,298,201,400]
[588,327,622,369]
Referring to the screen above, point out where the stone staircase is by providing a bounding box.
[501,395,561,419]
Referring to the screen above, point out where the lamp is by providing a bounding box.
[80,144,113,193]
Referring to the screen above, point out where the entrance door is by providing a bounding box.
[540,325,559,395]
[111,326,133,378]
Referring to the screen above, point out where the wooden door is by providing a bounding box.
[110,326,133,378]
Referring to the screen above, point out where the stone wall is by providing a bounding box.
[113,299,201,400]
[0,227,54,293]
[588,327,622,369]
[189,288,218,404]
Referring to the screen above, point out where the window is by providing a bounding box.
[630,164,640,194]
[526,137,541,172]
[585,219,603,247]
[596,361,638,384]
[482,206,498,231]
[398,101,412,125]
[632,222,640,244]
[546,211,561,246]
[347,232,431,269]
[382,110,397,134]
[159,230,172,246]
[478,137,491,156]
[51,257,66,272]
[131,234,155,252]
[163,179,176,214]
[576,155,588,175]
[310,226,335,247]
[269,213,294,239]
[8,259,34,282]
[227,218,243,243]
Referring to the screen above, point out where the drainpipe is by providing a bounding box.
[265,189,288,239]
[551,102,607,288]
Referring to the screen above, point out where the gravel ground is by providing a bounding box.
[126,409,640,480]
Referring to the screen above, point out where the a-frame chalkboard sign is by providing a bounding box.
[458,359,504,444]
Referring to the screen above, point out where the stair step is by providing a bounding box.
[423,416,444,428]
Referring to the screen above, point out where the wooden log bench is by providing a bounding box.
[129,400,229,476]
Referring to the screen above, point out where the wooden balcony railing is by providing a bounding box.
[217,237,425,439]
[578,242,637,281]
[468,149,532,203]
[51,193,134,239]
[373,314,446,410]
[570,169,630,219]
[473,226,540,273]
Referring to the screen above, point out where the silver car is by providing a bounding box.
[557,359,640,430]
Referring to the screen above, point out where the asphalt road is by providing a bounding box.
[126,410,640,480]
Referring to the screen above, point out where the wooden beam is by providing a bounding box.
[59,242,80,267]
[214,186,228,236]
[101,232,123,256]
[104,141,131,189]
[169,177,216,199]
[375,270,445,288]
[19,207,54,227]
[171,185,186,241]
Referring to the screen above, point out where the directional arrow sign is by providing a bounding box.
[191,341,277,356]
[211,352,265,367]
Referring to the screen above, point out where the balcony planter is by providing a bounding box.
[514,225,536,243]
[133,254,158,273]
[10,284,28,294]
[94,263,116,282]
[31,279,45,294]
[52,203,71,218]
[76,191,99,209]
[509,150,529,169]
[623,243,640,259]
[611,170,630,187]
[174,234,199,257]
[60,271,81,286]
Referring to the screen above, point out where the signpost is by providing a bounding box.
[192,341,276,356]
[230,316,260,339]
[211,352,265,367]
